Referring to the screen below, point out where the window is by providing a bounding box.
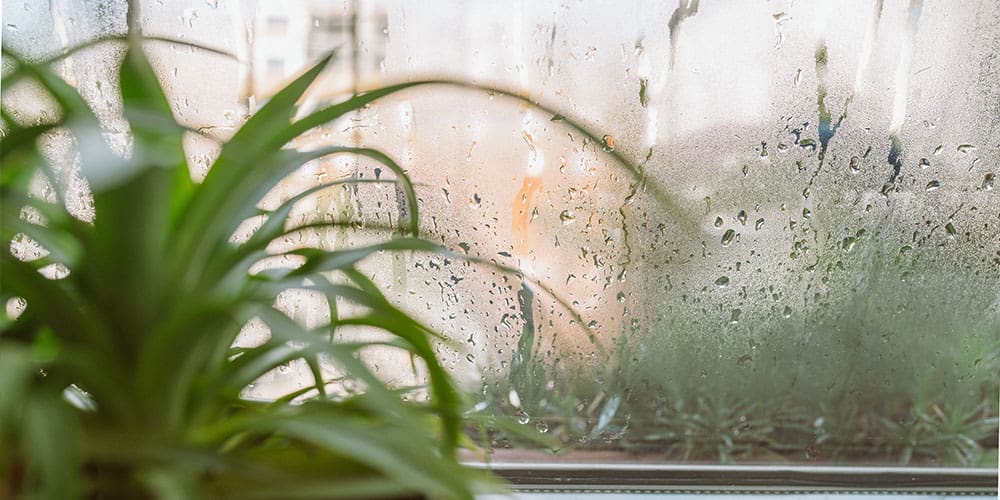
[4,0,997,495]
[265,56,285,76]
[266,15,289,35]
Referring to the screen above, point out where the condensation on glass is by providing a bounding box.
[5,0,997,467]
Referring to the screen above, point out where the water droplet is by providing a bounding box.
[714,216,724,228]
[933,145,943,155]
[842,236,857,253]
[559,210,576,225]
[794,68,802,86]
[925,180,940,191]
[737,210,747,225]
[849,156,861,173]
[944,222,957,238]
[802,208,812,219]
[516,409,531,425]
[919,158,930,169]
[737,354,752,366]
[535,420,549,433]
[469,193,482,208]
[508,389,522,408]
[782,306,792,318]
[802,187,811,199]
[982,173,994,191]
[957,144,976,153]
[181,7,198,28]
[62,384,96,412]
[721,229,737,247]
[601,134,616,152]
[714,276,730,287]
[729,309,742,324]
[754,218,765,230]
[466,354,476,363]
[616,291,626,303]
[596,394,621,431]
[442,188,451,203]
[5,297,26,320]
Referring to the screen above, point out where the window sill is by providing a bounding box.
[467,460,997,496]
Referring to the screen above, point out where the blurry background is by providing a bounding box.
[3,0,998,463]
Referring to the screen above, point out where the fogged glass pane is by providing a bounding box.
[348,0,997,467]
[12,0,997,468]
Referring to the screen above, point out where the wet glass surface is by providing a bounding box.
[5,0,997,467]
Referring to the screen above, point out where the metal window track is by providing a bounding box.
[468,462,999,495]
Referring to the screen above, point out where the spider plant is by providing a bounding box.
[628,393,780,464]
[0,35,497,498]
[0,12,678,492]
[879,400,999,466]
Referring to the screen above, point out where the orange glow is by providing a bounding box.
[512,175,542,255]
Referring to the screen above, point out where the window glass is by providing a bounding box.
[6,0,997,468]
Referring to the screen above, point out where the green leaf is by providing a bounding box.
[0,123,58,162]
[173,53,334,276]
[139,466,203,500]
[2,216,82,268]
[204,177,398,290]
[287,237,442,277]
[216,340,306,398]
[246,412,473,500]
[0,345,33,435]
[303,283,462,453]
[231,477,413,500]
[288,79,698,234]
[1,48,115,171]
[120,43,194,223]
[188,305,417,435]
[24,391,83,499]
[0,253,111,350]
